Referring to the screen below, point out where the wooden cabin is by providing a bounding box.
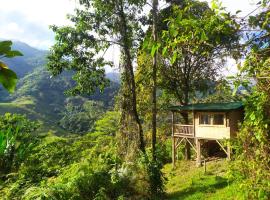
[169,102,244,166]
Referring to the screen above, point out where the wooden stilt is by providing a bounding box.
[172,137,176,167]
[172,112,176,168]
[196,138,201,167]
[227,141,231,160]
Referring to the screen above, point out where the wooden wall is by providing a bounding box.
[228,109,244,138]
[194,110,243,139]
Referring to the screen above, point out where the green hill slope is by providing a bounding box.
[164,160,244,200]
[0,41,120,134]
[1,41,47,78]
[0,66,119,134]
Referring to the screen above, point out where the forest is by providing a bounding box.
[0,0,270,199]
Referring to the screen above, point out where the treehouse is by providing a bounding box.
[169,102,244,166]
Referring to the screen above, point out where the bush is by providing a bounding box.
[0,113,39,174]
[231,91,270,199]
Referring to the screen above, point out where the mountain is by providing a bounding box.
[0,41,120,134]
[106,72,120,83]
[2,41,47,78]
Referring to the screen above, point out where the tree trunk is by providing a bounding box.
[181,112,191,160]
[118,0,145,154]
[152,0,158,161]
[183,87,191,160]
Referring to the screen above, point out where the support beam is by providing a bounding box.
[216,140,231,159]
[176,137,185,149]
[193,111,196,138]
[227,141,231,160]
[196,138,201,167]
[185,138,197,154]
[172,112,176,167]
[172,137,176,167]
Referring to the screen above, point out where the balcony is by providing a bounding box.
[173,124,194,137]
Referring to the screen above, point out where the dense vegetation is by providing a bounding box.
[0,0,270,199]
[0,42,120,134]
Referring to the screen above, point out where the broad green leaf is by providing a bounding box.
[5,50,23,58]
[0,62,18,93]
[162,47,168,56]
[151,45,157,57]
[0,41,12,56]
[171,52,178,64]
[142,36,150,50]
[150,43,161,57]
[201,31,208,41]
[236,10,242,14]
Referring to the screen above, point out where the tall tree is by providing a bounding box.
[160,0,240,159]
[47,0,146,153]
[161,0,240,105]
[151,0,159,160]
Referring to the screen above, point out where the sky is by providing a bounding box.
[0,0,261,73]
[0,0,260,50]
[0,0,77,49]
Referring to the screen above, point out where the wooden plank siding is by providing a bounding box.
[195,112,230,139]
[172,110,243,140]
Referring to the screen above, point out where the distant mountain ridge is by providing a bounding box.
[0,40,120,101]
[1,40,48,78]
[0,40,120,134]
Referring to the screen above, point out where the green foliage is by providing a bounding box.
[230,2,270,199]
[159,0,240,104]
[47,0,146,95]
[47,0,147,154]
[197,79,243,103]
[231,91,270,199]
[47,23,110,95]
[164,160,244,200]
[0,40,23,93]
[0,64,119,134]
[1,130,154,199]
[0,62,18,93]
[0,41,23,58]
[59,97,105,133]
[93,111,120,136]
[144,150,166,198]
[0,113,39,174]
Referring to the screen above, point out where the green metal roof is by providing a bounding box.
[169,102,244,112]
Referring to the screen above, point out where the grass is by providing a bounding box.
[163,159,245,200]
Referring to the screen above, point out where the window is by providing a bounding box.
[213,114,224,125]
[199,113,226,126]
[199,114,211,125]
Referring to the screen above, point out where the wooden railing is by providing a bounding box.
[173,124,194,137]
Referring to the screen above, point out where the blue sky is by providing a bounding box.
[0,0,76,49]
[0,0,259,50]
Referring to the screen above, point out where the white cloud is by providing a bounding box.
[0,0,76,25]
[6,22,24,33]
[0,0,261,51]
[217,0,259,17]
[0,0,77,49]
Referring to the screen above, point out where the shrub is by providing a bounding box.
[0,113,39,174]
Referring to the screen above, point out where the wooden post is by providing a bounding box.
[172,112,176,168]
[204,159,206,173]
[196,138,201,167]
[227,141,231,160]
[193,111,196,137]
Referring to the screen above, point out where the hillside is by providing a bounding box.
[0,41,120,134]
[164,160,243,200]
[1,41,47,78]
